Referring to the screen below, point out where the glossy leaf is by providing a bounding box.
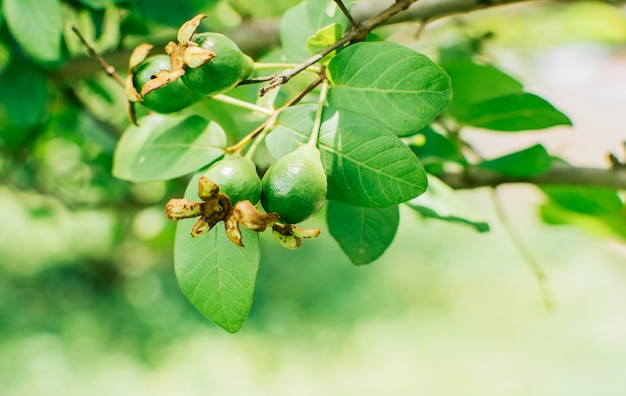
[327,42,452,136]
[267,105,428,207]
[406,175,489,232]
[280,0,349,62]
[460,93,572,131]
[113,114,226,182]
[174,174,260,333]
[3,0,64,66]
[478,144,552,177]
[327,200,399,265]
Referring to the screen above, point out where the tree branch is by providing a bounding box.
[56,0,554,80]
[437,163,626,190]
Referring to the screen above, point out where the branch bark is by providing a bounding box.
[437,163,626,190]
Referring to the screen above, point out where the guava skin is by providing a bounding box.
[181,32,255,96]
[204,154,262,205]
[133,55,201,113]
[261,145,328,224]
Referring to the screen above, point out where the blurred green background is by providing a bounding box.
[2,1,626,395]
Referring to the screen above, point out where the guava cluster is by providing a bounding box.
[204,145,327,225]
[132,32,254,113]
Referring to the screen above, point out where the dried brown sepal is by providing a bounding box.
[232,200,279,232]
[177,14,207,44]
[225,215,243,247]
[272,228,301,250]
[129,43,153,71]
[290,224,321,239]
[126,99,138,126]
[125,74,143,103]
[184,45,216,69]
[198,176,219,200]
[165,198,202,220]
[191,218,211,238]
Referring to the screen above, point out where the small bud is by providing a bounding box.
[165,198,202,220]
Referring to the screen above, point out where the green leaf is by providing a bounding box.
[267,105,428,207]
[478,144,552,177]
[327,41,451,137]
[3,0,64,66]
[540,186,626,239]
[113,114,226,182]
[442,60,524,118]
[327,200,399,265]
[406,175,489,232]
[280,0,349,62]
[78,0,110,9]
[307,23,343,61]
[174,174,260,333]
[541,186,623,216]
[460,93,572,131]
[0,60,50,130]
[409,125,465,171]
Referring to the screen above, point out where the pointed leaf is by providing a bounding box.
[267,105,428,207]
[3,0,64,66]
[174,174,261,333]
[327,200,399,265]
[460,93,572,131]
[406,175,489,232]
[113,114,226,182]
[478,144,552,177]
[327,41,451,136]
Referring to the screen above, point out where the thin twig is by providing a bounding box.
[227,72,327,153]
[333,0,359,28]
[491,188,555,310]
[259,0,420,96]
[413,18,429,39]
[71,26,125,87]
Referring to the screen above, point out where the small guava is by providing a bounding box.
[181,32,254,96]
[204,154,261,204]
[133,55,201,113]
[261,145,327,224]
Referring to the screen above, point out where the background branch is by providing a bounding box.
[56,0,579,80]
[437,163,626,190]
